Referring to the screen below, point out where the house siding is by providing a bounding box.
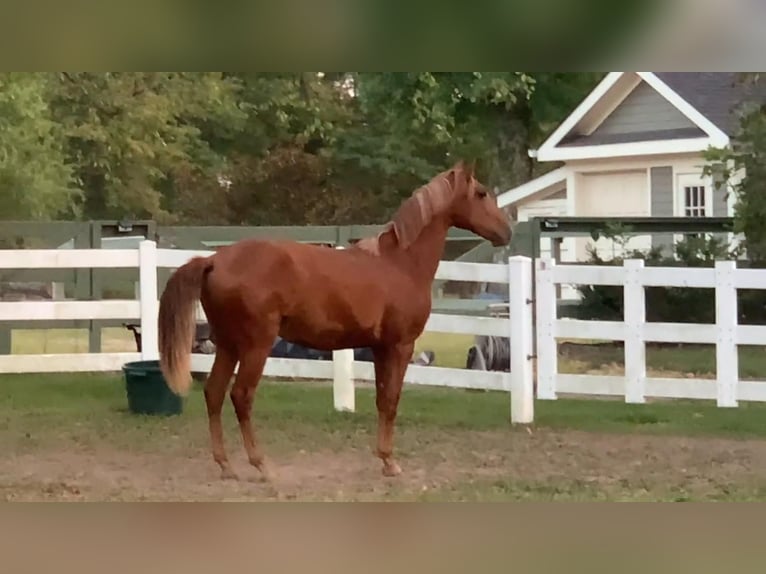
[586,81,698,140]
[650,166,674,255]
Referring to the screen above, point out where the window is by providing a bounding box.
[683,184,706,217]
[674,173,714,249]
[676,173,711,218]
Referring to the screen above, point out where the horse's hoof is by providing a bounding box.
[254,468,274,483]
[382,461,402,477]
[249,458,273,481]
[220,468,239,481]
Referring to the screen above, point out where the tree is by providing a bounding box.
[0,73,77,220]
[214,72,603,226]
[206,73,377,226]
[47,72,246,222]
[348,73,534,182]
[704,72,766,264]
[339,72,603,196]
[0,72,604,227]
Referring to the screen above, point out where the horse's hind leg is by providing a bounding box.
[204,345,238,480]
[230,334,274,480]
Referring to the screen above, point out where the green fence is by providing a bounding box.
[1,216,736,356]
[0,220,509,355]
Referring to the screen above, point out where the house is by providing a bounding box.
[498,72,766,264]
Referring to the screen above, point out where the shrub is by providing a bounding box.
[574,231,766,325]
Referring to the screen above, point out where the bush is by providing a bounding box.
[574,232,766,325]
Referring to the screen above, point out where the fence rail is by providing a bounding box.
[535,257,766,407]
[5,243,765,423]
[0,241,535,423]
[0,220,501,356]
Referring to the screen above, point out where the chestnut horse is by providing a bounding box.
[157,160,513,480]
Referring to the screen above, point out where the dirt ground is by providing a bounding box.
[3,426,766,501]
[3,371,766,502]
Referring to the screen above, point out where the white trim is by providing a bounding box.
[672,170,714,246]
[675,171,713,217]
[537,137,716,163]
[671,166,678,219]
[568,154,706,174]
[497,166,569,208]
[535,72,624,158]
[566,169,576,217]
[563,169,578,274]
[534,72,731,163]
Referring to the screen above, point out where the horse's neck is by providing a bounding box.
[393,219,450,285]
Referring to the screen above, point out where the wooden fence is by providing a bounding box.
[6,243,763,422]
[0,241,536,423]
[0,220,518,355]
[535,257,766,406]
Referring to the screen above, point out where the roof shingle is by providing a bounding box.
[654,72,766,135]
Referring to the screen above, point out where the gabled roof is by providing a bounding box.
[497,166,567,209]
[533,72,765,162]
[654,72,766,136]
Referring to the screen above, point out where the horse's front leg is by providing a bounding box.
[372,342,414,477]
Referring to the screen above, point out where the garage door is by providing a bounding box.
[575,170,649,261]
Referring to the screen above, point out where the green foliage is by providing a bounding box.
[225,73,352,157]
[703,72,766,264]
[352,73,533,182]
[47,72,246,222]
[524,73,606,147]
[347,72,603,192]
[0,73,78,220]
[0,72,601,225]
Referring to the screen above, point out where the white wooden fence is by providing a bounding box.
[535,257,766,407]
[5,242,764,422]
[0,241,535,423]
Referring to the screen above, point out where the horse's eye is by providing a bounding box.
[476,189,487,199]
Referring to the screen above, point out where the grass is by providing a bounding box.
[535,395,766,438]
[559,341,766,380]
[12,328,766,383]
[415,331,474,369]
[4,371,766,442]
[11,327,136,354]
[5,328,766,500]
[416,331,766,381]
[11,327,474,367]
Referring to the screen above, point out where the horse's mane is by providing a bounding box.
[355,170,456,255]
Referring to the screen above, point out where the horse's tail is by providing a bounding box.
[158,255,214,396]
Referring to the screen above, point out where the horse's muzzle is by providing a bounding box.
[491,226,512,247]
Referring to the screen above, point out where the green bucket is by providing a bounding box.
[122,360,184,416]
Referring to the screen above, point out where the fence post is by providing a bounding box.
[332,245,355,412]
[139,240,159,361]
[535,257,558,400]
[624,259,646,403]
[509,256,534,424]
[715,260,738,407]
